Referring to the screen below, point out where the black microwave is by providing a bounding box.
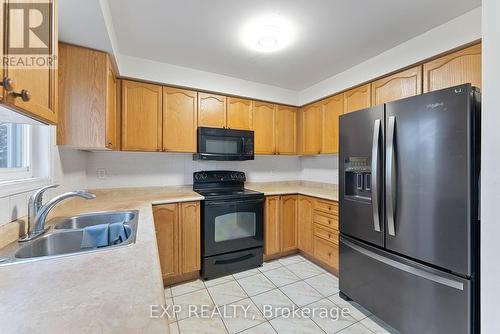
[194,127,254,161]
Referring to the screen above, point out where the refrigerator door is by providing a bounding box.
[339,105,384,247]
[384,84,479,276]
[340,235,474,334]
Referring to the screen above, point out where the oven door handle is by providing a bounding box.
[205,198,264,206]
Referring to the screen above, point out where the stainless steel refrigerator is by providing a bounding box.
[339,84,480,334]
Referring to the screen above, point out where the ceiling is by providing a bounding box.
[104,0,480,90]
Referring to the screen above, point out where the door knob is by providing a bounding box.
[12,89,31,102]
[0,77,14,91]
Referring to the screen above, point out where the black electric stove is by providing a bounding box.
[193,171,264,280]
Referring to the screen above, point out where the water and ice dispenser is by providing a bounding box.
[343,157,372,202]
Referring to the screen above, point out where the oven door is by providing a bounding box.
[203,198,264,257]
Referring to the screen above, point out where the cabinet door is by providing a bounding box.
[281,195,298,252]
[253,101,276,154]
[298,196,314,255]
[163,87,198,153]
[344,83,371,114]
[264,196,281,256]
[153,204,179,280]
[227,97,253,130]
[423,43,481,92]
[180,202,200,273]
[276,105,297,155]
[321,94,343,154]
[121,80,162,151]
[4,0,58,124]
[198,92,226,128]
[372,66,422,106]
[106,64,119,150]
[301,103,322,155]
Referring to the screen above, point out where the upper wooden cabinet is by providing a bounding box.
[371,66,422,106]
[321,94,343,154]
[1,0,58,124]
[198,92,226,128]
[276,105,297,155]
[301,103,322,155]
[226,97,253,130]
[163,87,198,153]
[344,83,371,114]
[121,80,162,151]
[253,101,276,154]
[58,43,120,149]
[423,43,481,93]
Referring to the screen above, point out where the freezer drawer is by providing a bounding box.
[340,236,475,334]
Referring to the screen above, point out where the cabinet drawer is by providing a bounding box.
[314,225,339,245]
[313,212,338,230]
[314,200,338,215]
[314,236,339,269]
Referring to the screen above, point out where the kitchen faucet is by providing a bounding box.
[20,184,96,242]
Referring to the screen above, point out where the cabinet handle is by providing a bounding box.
[108,142,113,147]
[12,89,31,102]
[328,234,332,238]
[0,77,14,91]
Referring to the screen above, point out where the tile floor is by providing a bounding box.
[165,254,400,334]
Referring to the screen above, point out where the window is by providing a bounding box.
[0,122,32,181]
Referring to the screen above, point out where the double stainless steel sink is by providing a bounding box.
[0,211,139,266]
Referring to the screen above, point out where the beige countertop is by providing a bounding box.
[246,181,338,201]
[0,186,203,334]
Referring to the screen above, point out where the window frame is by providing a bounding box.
[0,123,33,182]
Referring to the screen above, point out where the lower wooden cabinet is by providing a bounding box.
[298,196,314,255]
[153,201,200,284]
[265,195,339,272]
[264,195,298,256]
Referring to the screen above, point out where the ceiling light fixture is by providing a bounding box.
[240,15,295,53]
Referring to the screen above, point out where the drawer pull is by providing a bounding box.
[328,234,332,238]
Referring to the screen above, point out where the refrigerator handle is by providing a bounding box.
[371,119,381,232]
[386,116,397,236]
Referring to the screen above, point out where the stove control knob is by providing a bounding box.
[195,173,202,181]
[202,172,208,179]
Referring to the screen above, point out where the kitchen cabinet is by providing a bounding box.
[153,201,200,285]
[344,83,371,114]
[321,94,343,154]
[423,43,481,93]
[264,196,281,256]
[276,105,297,155]
[121,80,162,151]
[371,65,422,106]
[298,196,314,255]
[162,87,198,153]
[153,204,179,280]
[301,103,322,155]
[1,0,58,124]
[180,202,201,273]
[253,101,276,154]
[281,195,298,252]
[0,0,4,103]
[226,97,253,130]
[198,92,226,128]
[58,43,120,149]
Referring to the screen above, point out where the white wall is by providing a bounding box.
[298,7,482,105]
[85,151,301,189]
[481,1,499,332]
[301,155,338,184]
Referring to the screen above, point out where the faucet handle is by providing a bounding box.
[30,184,59,208]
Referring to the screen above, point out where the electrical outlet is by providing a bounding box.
[96,168,107,179]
